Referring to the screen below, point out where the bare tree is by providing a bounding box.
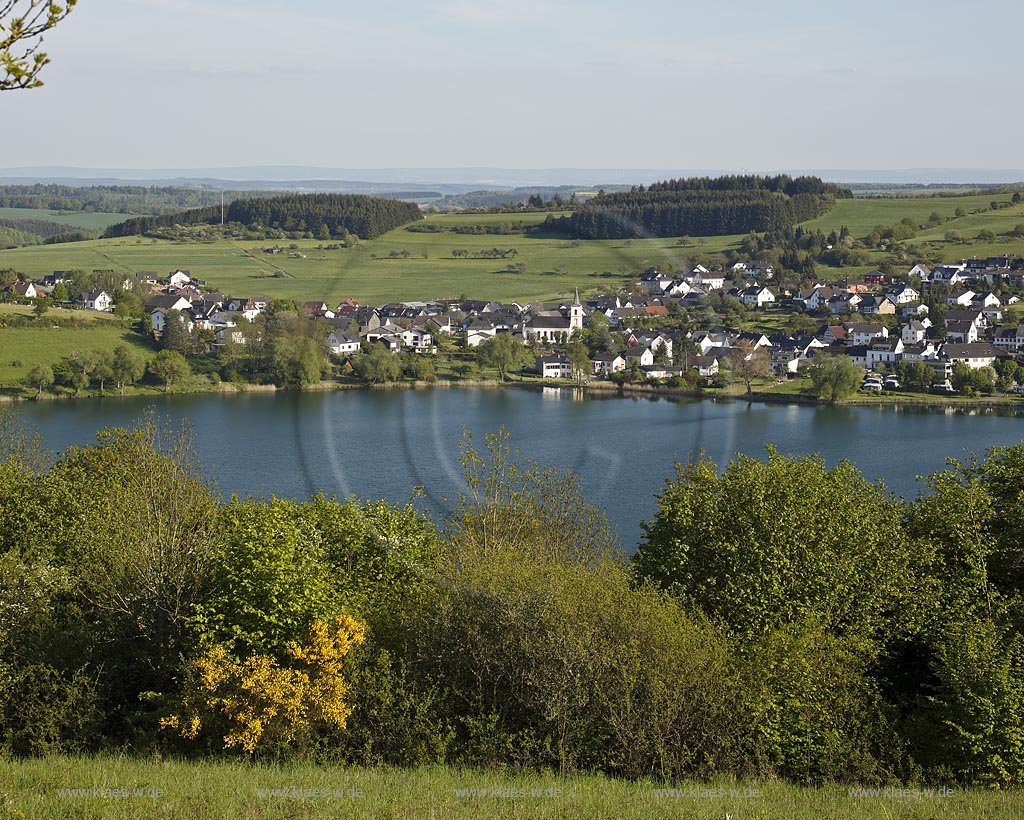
[732,338,771,396]
[1,0,77,91]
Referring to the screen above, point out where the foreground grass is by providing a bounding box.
[1,757,1021,820]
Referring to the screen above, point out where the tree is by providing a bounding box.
[1,0,77,91]
[149,349,190,392]
[408,354,436,383]
[56,352,91,397]
[635,448,914,645]
[161,310,191,352]
[354,343,401,384]
[477,332,527,381]
[111,344,145,395]
[88,349,113,396]
[24,363,52,397]
[808,354,860,403]
[32,300,47,317]
[566,339,591,385]
[731,339,770,396]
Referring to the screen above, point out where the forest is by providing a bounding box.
[0,184,281,215]
[546,175,851,239]
[1,411,1022,788]
[103,193,424,240]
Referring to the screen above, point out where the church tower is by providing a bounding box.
[569,288,584,331]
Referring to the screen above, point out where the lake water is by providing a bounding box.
[16,388,1024,548]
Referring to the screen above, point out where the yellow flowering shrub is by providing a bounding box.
[161,615,365,754]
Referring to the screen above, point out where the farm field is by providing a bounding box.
[0,207,137,232]
[801,193,1024,241]
[0,197,1022,304]
[0,212,744,304]
[1,756,1020,820]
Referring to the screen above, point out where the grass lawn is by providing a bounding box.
[1,756,1020,820]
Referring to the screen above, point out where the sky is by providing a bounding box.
[2,0,1023,174]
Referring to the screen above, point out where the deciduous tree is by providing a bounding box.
[0,0,77,91]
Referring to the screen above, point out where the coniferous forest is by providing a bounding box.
[103,193,423,240]
[2,411,1023,788]
[546,175,851,239]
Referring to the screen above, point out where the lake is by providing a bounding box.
[16,387,1024,548]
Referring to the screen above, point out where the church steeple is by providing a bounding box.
[569,288,583,330]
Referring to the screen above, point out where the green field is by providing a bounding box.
[0,212,742,304]
[0,207,136,232]
[1,757,1019,820]
[0,198,1022,305]
[0,314,154,390]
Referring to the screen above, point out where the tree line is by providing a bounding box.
[0,184,281,215]
[1,414,1023,786]
[103,194,423,241]
[544,176,846,240]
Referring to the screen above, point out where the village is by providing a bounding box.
[6,252,1024,394]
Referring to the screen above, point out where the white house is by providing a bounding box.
[327,330,361,356]
[591,352,626,376]
[537,353,573,379]
[867,338,904,369]
[846,323,888,346]
[944,320,979,344]
[7,281,38,299]
[993,327,1024,352]
[901,320,928,345]
[941,342,999,369]
[78,289,113,312]
[945,290,977,307]
[739,285,775,308]
[167,270,191,288]
[401,326,434,352]
[693,354,720,377]
[886,284,920,304]
[466,324,499,347]
[624,345,655,367]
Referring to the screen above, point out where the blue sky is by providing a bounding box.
[3,0,1022,172]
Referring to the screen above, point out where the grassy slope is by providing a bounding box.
[0,198,1022,304]
[0,211,741,304]
[0,311,154,388]
[0,207,135,232]
[1,757,1020,820]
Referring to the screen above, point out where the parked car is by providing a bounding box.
[883,377,900,389]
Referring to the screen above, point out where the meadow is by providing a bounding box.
[0,196,1022,305]
[0,207,139,232]
[1,757,1020,820]
[0,307,154,389]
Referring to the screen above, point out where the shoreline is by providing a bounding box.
[7,374,1024,415]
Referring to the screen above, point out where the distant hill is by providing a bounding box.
[3,165,1024,187]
